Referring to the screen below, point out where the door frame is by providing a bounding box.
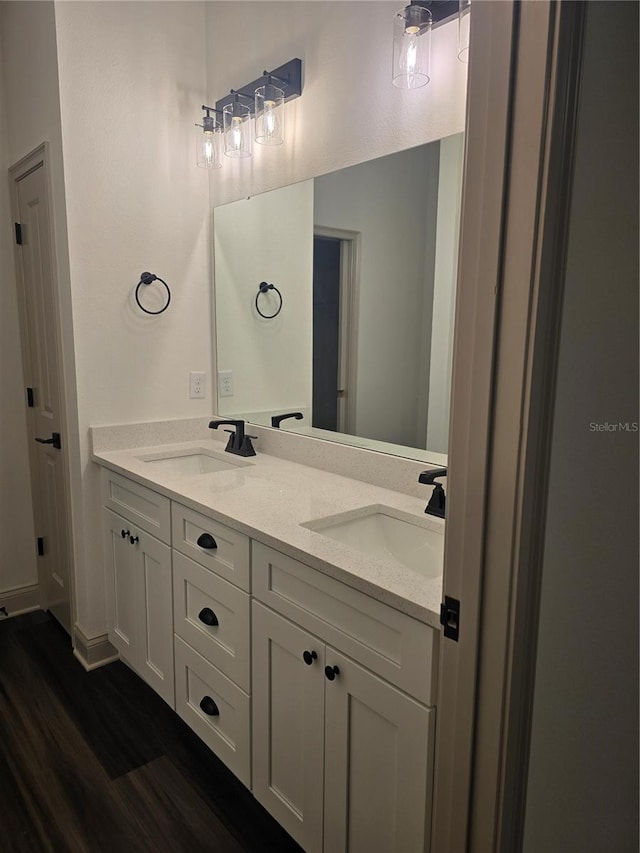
[433,1,587,850]
[9,141,77,635]
[313,225,361,434]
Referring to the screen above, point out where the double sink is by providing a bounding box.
[137,447,443,581]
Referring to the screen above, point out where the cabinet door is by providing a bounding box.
[103,507,174,707]
[134,528,174,706]
[252,602,325,853]
[103,508,137,661]
[323,649,435,853]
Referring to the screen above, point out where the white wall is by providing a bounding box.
[523,2,639,850]
[206,2,467,207]
[0,20,38,596]
[426,132,464,453]
[215,180,313,416]
[314,143,440,446]
[52,0,211,636]
[1,0,465,635]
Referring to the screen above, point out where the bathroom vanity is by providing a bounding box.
[93,420,444,853]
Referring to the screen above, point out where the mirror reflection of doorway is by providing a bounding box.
[312,228,359,434]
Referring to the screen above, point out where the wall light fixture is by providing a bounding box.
[195,106,222,169]
[196,58,302,168]
[392,2,433,89]
[223,96,253,158]
[392,0,470,88]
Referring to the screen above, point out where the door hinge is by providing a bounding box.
[440,595,460,642]
[26,387,34,408]
[37,537,45,557]
[14,222,23,245]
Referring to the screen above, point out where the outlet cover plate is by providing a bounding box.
[190,371,206,399]
[218,370,234,397]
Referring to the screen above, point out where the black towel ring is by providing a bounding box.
[255,281,283,319]
[135,271,171,315]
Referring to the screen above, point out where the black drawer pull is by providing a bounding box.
[197,533,218,550]
[129,535,139,545]
[325,665,340,681]
[199,696,220,717]
[303,650,317,665]
[120,529,130,539]
[198,607,219,627]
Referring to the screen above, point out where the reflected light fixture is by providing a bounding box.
[195,106,222,169]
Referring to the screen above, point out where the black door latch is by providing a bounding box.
[440,595,460,642]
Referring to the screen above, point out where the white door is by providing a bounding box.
[323,649,434,853]
[252,602,325,853]
[10,149,72,634]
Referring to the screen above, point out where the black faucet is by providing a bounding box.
[271,412,303,429]
[209,419,257,457]
[418,468,447,518]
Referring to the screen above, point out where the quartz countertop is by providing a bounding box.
[92,437,444,628]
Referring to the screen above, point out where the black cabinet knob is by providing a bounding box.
[324,665,340,681]
[129,535,139,545]
[199,696,220,717]
[120,529,130,539]
[197,532,218,550]
[302,650,318,666]
[198,607,219,627]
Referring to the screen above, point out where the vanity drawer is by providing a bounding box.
[174,635,250,787]
[101,469,171,544]
[173,550,250,691]
[172,503,250,592]
[252,542,438,705]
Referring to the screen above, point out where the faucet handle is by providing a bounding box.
[238,434,257,457]
[419,468,447,519]
[418,467,447,485]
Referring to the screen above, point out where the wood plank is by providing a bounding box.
[0,612,303,852]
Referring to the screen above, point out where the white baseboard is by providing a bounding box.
[73,625,119,671]
[0,584,40,618]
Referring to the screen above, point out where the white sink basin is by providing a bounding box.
[136,448,251,477]
[302,505,444,580]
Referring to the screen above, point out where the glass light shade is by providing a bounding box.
[255,84,285,146]
[458,0,471,62]
[195,122,222,169]
[223,101,252,158]
[392,4,432,89]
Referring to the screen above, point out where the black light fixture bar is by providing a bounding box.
[214,58,303,116]
[410,0,459,27]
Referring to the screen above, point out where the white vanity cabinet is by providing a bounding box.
[251,543,438,853]
[99,465,440,852]
[171,502,252,787]
[101,472,174,706]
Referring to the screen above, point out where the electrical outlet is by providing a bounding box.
[218,370,234,397]
[190,371,206,399]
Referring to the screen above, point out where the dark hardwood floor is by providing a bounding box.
[0,611,303,853]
